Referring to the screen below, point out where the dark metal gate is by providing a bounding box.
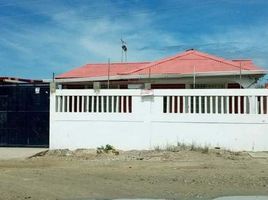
[0,84,49,147]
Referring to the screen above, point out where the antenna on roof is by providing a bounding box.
[121,37,127,63]
[186,48,195,51]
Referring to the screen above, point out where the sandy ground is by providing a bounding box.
[0,148,48,160]
[0,149,267,200]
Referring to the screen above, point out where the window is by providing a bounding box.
[190,84,225,89]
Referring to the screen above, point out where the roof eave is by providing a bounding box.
[55,70,267,83]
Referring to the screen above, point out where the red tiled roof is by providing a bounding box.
[57,50,265,79]
[120,50,263,75]
[57,62,150,79]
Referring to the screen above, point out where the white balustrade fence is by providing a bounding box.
[50,89,268,151]
[162,95,267,114]
[56,95,132,113]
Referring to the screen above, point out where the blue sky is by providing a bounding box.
[1,0,268,80]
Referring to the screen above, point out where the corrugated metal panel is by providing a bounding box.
[0,84,49,147]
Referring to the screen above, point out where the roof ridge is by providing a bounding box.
[121,50,252,75]
[191,51,243,68]
[119,50,194,75]
[191,51,251,70]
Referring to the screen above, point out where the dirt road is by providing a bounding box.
[0,149,267,200]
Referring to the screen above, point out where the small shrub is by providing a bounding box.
[153,142,210,153]
[104,144,115,153]
[189,142,210,153]
[154,145,161,151]
[96,144,119,155]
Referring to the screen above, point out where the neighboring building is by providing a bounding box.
[56,49,266,89]
[0,77,43,84]
[0,77,49,147]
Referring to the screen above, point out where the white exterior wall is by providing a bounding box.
[50,89,268,151]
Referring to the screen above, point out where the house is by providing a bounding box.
[50,50,268,151]
[56,49,266,89]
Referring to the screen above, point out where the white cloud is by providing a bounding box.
[0,1,183,78]
[0,0,267,79]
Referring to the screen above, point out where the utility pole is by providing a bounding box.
[193,65,196,89]
[107,58,110,89]
[239,62,242,89]
[52,72,55,82]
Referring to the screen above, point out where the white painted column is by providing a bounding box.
[71,96,74,112]
[49,90,56,148]
[111,96,115,112]
[50,92,56,114]
[120,96,124,113]
[86,96,89,112]
[66,96,70,112]
[193,96,196,114]
[182,96,185,114]
[204,96,207,114]
[77,96,80,112]
[226,96,230,114]
[221,96,224,114]
[249,96,256,114]
[171,96,174,113]
[62,95,65,112]
[255,96,259,114]
[215,96,218,114]
[243,96,247,114]
[260,96,264,114]
[125,96,129,113]
[56,96,60,112]
[96,96,99,113]
[81,96,84,112]
[187,96,191,114]
[210,96,213,114]
[198,96,201,114]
